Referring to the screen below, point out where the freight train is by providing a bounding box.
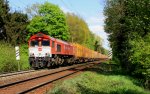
[28,32,108,69]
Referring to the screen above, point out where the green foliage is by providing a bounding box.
[66,13,88,44]
[0,41,30,73]
[93,35,108,54]
[104,0,150,88]
[27,2,70,41]
[0,41,18,72]
[5,12,28,45]
[19,44,30,70]
[104,0,127,70]
[49,64,149,94]
[0,0,9,40]
[0,0,29,72]
[128,33,150,88]
[0,0,28,45]
[66,13,107,51]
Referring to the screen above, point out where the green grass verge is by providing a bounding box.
[0,41,30,73]
[48,63,150,94]
[19,44,30,70]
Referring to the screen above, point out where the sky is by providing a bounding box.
[8,0,110,50]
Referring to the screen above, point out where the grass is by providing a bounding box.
[19,44,30,70]
[48,63,150,94]
[0,41,30,73]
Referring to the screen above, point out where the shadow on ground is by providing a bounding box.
[78,63,147,94]
[83,63,122,75]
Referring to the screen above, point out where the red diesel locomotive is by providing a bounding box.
[28,33,108,68]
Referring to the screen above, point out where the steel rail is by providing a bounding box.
[0,62,95,89]
[0,70,35,78]
[19,63,94,94]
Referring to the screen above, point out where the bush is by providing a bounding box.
[19,44,30,70]
[0,41,17,72]
[0,41,30,73]
[129,33,150,89]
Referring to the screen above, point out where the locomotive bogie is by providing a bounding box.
[29,57,51,69]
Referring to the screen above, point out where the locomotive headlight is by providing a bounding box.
[45,53,50,57]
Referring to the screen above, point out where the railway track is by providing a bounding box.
[0,61,99,94]
[0,70,35,78]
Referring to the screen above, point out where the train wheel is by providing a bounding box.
[61,58,64,65]
[30,62,34,68]
[31,62,38,70]
[47,62,50,68]
[55,57,59,65]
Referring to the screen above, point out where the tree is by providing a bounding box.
[5,12,28,45]
[27,2,70,41]
[66,13,94,49]
[0,0,9,40]
[66,13,85,44]
[66,13,107,51]
[104,0,150,88]
[104,0,131,73]
[125,0,150,88]
[0,0,28,45]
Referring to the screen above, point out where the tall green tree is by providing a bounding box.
[94,35,107,54]
[104,0,150,88]
[66,13,86,44]
[0,0,9,40]
[125,0,150,88]
[5,12,28,45]
[104,0,136,72]
[67,13,95,49]
[104,0,129,72]
[0,0,28,45]
[66,13,107,51]
[27,2,69,41]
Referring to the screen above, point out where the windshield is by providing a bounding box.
[30,40,38,47]
[42,40,50,46]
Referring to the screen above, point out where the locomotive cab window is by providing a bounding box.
[57,44,61,52]
[30,40,38,47]
[42,40,50,46]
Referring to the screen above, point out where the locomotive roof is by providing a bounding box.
[29,32,50,40]
[55,38,70,45]
[29,32,72,46]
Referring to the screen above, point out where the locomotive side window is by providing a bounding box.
[42,40,50,46]
[57,44,61,52]
[52,41,55,48]
[30,40,38,47]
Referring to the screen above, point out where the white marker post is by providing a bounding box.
[15,46,20,71]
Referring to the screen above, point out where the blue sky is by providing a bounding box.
[8,0,109,49]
